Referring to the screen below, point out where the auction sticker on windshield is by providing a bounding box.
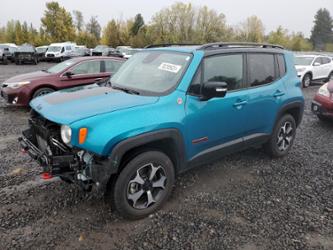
[158,63,182,73]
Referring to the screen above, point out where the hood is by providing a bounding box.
[4,71,53,84]
[30,85,159,125]
[295,65,310,69]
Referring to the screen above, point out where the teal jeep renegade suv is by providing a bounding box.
[19,42,304,219]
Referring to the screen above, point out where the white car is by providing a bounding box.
[294,55,333,88]
[45,42,76,62]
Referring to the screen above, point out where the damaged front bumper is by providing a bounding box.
[18,119,113,191]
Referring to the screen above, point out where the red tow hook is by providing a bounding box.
[41,172,53,180]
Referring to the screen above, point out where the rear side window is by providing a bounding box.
[66,46,72,51]
[72,61,101,74]
[321,57,331,64]
[247,54,276,87]
[277,54,286,77]
[203,54,244,91]
[104,60,123,73]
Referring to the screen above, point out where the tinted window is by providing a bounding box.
[72,61,101,74]
[248,54,276,87]
[322,57,331,64]
[203,54,243,91]
[104,60,123,73]
[277,54,286,77]
[313,57,321,65]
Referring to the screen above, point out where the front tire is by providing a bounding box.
[264,114,296,157]
[110,151,175,219]
[302,73,312,88]
[32,87,54,99]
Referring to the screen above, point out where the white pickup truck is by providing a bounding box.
[295,54,333,88]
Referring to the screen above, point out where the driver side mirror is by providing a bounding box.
[313,62,321,66]
[64,71,74,78]
[201,81,228,101]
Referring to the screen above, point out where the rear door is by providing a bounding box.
[312,57,323,80]
[60,60,106,88]
[240,53,286,137]
[320,57,332,78]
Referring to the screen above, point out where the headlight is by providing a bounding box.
[6,81,30,89]
[296,67,306,73]
[61,125,72,145]
[318,83,330,97]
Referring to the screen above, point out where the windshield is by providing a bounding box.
[111,51,192,94]
[36,47,47,53]
[295,56,314,66]
[48,46,62,52]
[18,46,35,52]
[94,45,107,52]
[47,59,75,73]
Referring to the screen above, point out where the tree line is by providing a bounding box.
[0,2,332,51]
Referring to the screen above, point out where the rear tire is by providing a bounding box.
[109,151,175,219]
[328,72,333,82]
[32,87,54,99]
[264,114,296,158]
[302,73,311,88]
[3,56,8,65]
[317,114,331,122]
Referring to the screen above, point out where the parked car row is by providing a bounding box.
[0,42,143,64]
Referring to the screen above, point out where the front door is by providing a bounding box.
[60,60,108,88]
[184,53,248,160]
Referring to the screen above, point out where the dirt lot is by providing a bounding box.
[0,63,332,250]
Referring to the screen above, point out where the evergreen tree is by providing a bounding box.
[41,1,76,42]
[86,16,101,41]
[130,14,144,36]
[310,8,333,50]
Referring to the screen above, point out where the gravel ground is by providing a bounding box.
[0,63,332,250]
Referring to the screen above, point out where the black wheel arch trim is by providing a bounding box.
[276,100,304,127]
[109,128,186,170]
[94,129,187,190]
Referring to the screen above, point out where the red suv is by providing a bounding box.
[312,80,333,121]
[0,56,125,106]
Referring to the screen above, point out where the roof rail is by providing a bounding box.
[144,43,200,49]
[199,42,284,50]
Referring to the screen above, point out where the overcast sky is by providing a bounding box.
[1,0,332,37]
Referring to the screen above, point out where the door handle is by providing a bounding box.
[233,100,248,107]
[273,90,285,98]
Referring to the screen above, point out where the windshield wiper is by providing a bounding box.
[41,69,49,73]
[112,85,140,95]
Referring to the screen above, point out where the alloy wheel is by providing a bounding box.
[303,75,311,87]
[37,90,51,97]
[127,163,167,209]
[277,121,294,151]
